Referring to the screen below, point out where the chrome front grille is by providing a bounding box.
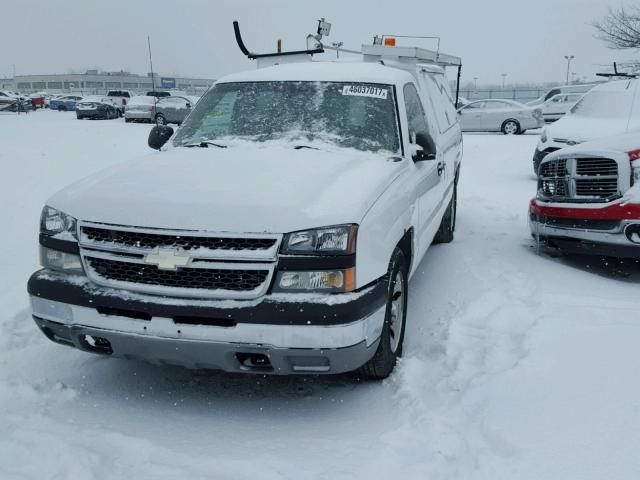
[538,157,620,203]
[78,222,281,299]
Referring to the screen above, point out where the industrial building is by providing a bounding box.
[6,71,215,95]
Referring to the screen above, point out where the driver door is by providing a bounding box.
[403,83,442,254]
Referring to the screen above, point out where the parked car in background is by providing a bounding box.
[106,90,132,115]
[455,95,469,109]
[154,96,196,125]
[532,79,640,173]
[0,91,18,111]
[146,91,171,98]
[124,95,156,123]
[530,131,640,258]
[457,99,543,134]
[29,93,46,109]
[540,93,583,122]
[527,83,599,106]
[76,96,120,120]
[0,91,32,111]
[50,95,83,111]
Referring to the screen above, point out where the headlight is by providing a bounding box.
[40,206,77,240]
[282,225,357,255]
[40,246,82,271]
[274,268,355,292]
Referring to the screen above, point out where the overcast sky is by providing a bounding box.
[2,0,637,85]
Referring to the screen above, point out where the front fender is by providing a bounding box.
[356,170,415,288]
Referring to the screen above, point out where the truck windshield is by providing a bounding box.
[173,81,400,154]
[569,91,635,119]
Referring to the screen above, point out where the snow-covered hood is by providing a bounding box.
[546,130,640,158]
[47,144,405,233]
[546,115,632,144]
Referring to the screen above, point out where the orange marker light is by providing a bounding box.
[344,267,356,292]
[384,37,396,46]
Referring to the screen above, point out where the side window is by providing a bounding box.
[418,73,455,132]
[430,73,458,128]
[403,83,429,141]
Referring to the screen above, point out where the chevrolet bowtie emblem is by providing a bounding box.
[144,249,191,270]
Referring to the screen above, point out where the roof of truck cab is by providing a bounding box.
[216,61,417,85]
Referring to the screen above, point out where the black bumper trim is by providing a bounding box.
[529,213,621,231]
[28,270,388,326]
[276,254,355,270]
[39,234,80,254]
[539,236,640,259]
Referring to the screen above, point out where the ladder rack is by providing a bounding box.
[362,45,461,68]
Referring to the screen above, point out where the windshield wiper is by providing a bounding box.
[293,145,319,150]
[184,140,227,149]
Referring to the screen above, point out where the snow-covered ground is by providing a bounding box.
[1,110,639,479]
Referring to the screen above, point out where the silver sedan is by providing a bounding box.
[458,99,544,134]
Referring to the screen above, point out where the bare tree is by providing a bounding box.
[594,5,640,49]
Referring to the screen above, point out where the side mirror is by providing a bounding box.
[412,132,437,161]
[186,103,191,109]
[148,125,174,150]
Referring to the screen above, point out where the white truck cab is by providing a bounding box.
[29,24,463,378]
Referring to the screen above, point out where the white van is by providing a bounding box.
[528,83,600,106]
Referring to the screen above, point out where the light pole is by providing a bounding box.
[564,55,574,85]
[473,77,478,90]
[501,73,507,89]
[571,72,576,84]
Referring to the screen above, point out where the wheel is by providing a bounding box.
[501,119,520,135]
[358,248,408,379]
[57,105,66,112]
[433,182,457,244]
[77,115,83,120]
[155,113,167,126]
[125,118,132,123]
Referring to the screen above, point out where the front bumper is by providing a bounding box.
[28,270,388,374]
[529,199,640,259]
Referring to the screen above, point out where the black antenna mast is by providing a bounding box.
[147,36,158,110]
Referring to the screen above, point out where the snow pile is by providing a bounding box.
[1,112,639,479]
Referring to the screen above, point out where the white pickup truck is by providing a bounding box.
[29,39,463,378]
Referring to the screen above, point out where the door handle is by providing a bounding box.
[437,161,445,176]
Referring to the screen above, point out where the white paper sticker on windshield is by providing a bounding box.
[341,85,388,99]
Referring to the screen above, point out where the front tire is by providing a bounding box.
[501,119,520,135]
[359,248,408,379]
